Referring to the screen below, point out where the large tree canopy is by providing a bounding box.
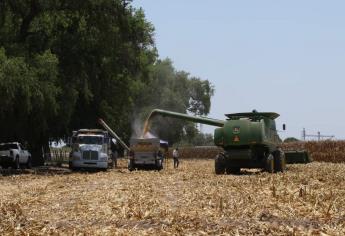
[0,0,215,163]
[0,0,156,164]
[133,59,214,144]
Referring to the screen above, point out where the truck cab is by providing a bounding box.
[69,129,111,170]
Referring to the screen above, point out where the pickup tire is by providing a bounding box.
[26,156,32,169]
[14,156,20,169]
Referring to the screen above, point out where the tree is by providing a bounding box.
[0,0,156,164]
[284,137,300,143]
[134,59,214,144]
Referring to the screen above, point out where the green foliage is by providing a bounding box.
[0,0,215,162]
[0,0,156,164]
[134,59,214,144]
[0,48,59,143]
[284,137,300,143]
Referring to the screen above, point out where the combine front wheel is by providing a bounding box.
[274,150,286,172]
[215,154,226,175]
[226,167,240,175]
[265,154,274,173]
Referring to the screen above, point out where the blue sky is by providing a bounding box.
[132,0,345,140]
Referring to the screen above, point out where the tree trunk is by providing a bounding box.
[29,138,49,166]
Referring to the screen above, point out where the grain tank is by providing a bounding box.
[144,109,287,174]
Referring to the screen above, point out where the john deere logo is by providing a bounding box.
[233,126,240,134]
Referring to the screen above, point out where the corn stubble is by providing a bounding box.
[1,159,345,235]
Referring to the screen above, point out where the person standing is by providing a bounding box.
[112,149,118,168]
[172,147,179,168]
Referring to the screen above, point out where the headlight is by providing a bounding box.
[99,153,107,161]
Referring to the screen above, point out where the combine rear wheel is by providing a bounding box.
[274,149,286,172]
[215,154,226,175]
[265,154,274,173]
[226,167,240,175]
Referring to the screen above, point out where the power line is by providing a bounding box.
[301,128,335,141]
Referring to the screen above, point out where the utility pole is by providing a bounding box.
[301,128,334,141]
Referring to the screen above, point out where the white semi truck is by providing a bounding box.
[69,129,112,170]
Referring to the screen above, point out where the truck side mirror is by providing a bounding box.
[283,124,286,131]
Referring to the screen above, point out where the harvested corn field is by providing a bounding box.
[1,159,345,235]
[169,146,221,159]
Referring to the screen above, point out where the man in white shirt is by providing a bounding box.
[172,147,179,168]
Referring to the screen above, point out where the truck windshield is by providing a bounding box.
[76,136,103,145]
[0,144,18,151]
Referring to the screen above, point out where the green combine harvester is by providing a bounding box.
[144,109,310,174]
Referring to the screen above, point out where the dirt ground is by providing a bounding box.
[1,159,345,235]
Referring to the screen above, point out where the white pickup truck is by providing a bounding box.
[0,142,32,169]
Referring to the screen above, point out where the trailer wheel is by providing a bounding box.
[128,160,135,172]
[265,154,274,173]
[156,160,163,171]
[215,154,226,175]
[274,150,286,172]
